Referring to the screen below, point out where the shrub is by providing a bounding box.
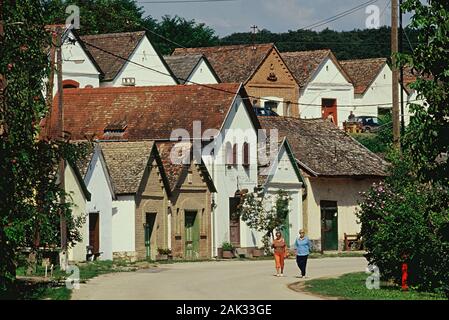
[357,154,449,293]
[221,242,234,251]
[157,248,172,255]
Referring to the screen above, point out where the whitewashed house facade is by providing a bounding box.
[164,54,220,85]
[281,50,354,128]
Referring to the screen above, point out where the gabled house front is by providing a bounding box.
[164,54,220,85]
[259,116,389,251]
[45,83,261,258]
[172,44,300,117]
[340,58,411,125]
[258,137,305,248]
[281,49,354,128]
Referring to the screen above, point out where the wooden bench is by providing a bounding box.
[344,233,363,251]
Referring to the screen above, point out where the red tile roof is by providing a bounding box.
[79,31,146,81]
[340,58,387,94]
[45,84,249,141]
[172,44,274,83]
[281,50,351,88]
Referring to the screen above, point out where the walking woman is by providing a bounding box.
[272,231,287,277]
[294,229,312,278]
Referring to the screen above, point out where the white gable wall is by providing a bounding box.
[203,95,259,255]
[65,163,88,262]
[299,57,354,128]
[112,195,136,256]
[53,30,101,96]
[264,144,303,247]
[105,36,177,87]
[84,149,114,260]
[187,58,219,84]
[352,64,411,126]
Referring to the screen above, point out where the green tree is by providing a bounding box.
[1,0,84,292]
[238,190,291,254]
[400,0,449,184]
[42,0,152,35]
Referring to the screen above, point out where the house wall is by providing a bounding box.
[105,36,177,88]
[352,64,411,126]
[187,58,219,85]
[303,176,381,251]
[170,162,212,259]
[203,95,258,256]
[246,49,299,118]
[264,145,303,248]
[65,164,88,262]
[112,195,136,260]
[54,30,100,95]
[135,159,168,261]
[299,57,354,128]
[84,150,114,260]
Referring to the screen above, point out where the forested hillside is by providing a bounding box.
[220,27,417,60]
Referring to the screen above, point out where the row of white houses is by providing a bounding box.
[46,28,392,262]
[55,28,418,128]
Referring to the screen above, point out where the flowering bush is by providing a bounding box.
[357,155,449,293]
[238,190,291,254]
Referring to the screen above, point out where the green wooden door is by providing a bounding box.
[281,214,290,247]
[321,202,338,251]
[145,213,156,259]
[185,211,199,260]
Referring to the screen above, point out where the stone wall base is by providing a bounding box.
[113,251,137,262]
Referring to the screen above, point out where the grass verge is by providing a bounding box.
[302,272,446,300]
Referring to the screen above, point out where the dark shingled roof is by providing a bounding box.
[74,142,96,178]
[340,58,387,95]
[172,44,274,83]
[80,31,146,81]
[46,83,256,141]
[258,116,389,177]
[99,141,155,194]
[164,54,203,84]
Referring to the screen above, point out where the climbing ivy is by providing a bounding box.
[0,0,84,291]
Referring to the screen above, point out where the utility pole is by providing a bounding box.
[399,0,405,136]
[391,0,401,149]
[250,25,258,49]
[56,25,67,271]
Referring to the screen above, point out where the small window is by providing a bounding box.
[242,142,250,167]
[225,142,233,165]
[265,100,278,113]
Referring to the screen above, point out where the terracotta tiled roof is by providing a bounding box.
[280,50,332,87]
[164,54,204,84]
[46,83,246,141]
[258,116,389,177]
[172,44,274,83]
[79,31,146,81]
[340,58,387,95]
[99,141,155,194]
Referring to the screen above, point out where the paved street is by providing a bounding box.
[72,257,367,300]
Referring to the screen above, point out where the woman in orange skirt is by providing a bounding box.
[272,231,287,277]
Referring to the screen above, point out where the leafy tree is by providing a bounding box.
[42,1,218,55]
[400,0,449,184]
[1,0,84,292]
[238,190,291,254]
[358,0,449,295]
[154,15,219,55]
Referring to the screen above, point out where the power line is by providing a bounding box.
[298,0,379,31]
[77,37,420,109]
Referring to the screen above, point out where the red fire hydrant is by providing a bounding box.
[401,262,409,291]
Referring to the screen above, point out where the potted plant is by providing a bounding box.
[221,242,234,259]
[252,247,264,258]
[156,248,172,260]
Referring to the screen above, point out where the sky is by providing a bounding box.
[139,0,413,37]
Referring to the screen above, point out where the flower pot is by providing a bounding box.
[156,254,168,260]
[222,250,234,259]
[252,249,263,258]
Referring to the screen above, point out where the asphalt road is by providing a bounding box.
[71,257,367,300]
